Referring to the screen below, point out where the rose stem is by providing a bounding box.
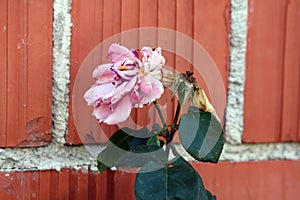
[153,100,167,128]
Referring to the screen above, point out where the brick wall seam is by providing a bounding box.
[52,0,72,144]
[225,0,248,144]
[1,143,300,171]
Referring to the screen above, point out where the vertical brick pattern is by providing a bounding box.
[0,0,8,146]
[0,169,108,200]
[244,0,300,142]
[194,161,300,200]
[0,0,52,147]
[0,161,300,200]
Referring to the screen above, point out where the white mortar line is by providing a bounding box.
[220,143,300,161]
[52,0,72,144]
[0,144,99,172]
[1,142,300,172]
[225,0,248,144]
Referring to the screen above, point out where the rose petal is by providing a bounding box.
[139,78,164,104]
[104,95,132,124]
[92,63,113,82]
[116,68,139,80]
[94,83,115,101]
[83,86,96,105]
[108,43,135,63]
[111,76,137,104]
[130,48,139,58]
[150,48,165,67]
[141,47,165,72]
[92,63,109,78]
[140,76,152,93]
[93,104,112,123]
[131,90,140,102]
[123,57,142,68]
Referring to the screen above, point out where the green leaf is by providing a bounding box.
[116,145,167,168]
[146,134,161,147]
[179,106,224,163]
[97,127,165,173]
[97,128,135,173]
[129,127,151,148]
[199,189,216,200]
[135,157,207,200]
[97,146,122,173]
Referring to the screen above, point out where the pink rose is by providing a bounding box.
[84,43,165,125]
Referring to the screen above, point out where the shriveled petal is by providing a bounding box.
[104,95,132,125]
[192,87,219,121]
[130,48,139,58]
[111,75,137,104]
[141,47,165,72]
[147,67,162,80]
[83,86,96,105]
[141,46,152,63]
[93,104,112,123]
[139,77,164,104]
[150,47,165,66]
[148,67,175,88]
[161,67,175,87]
[108,43,135,63]
[140,76,152,93]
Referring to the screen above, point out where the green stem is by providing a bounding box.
[153,101,172,160]
[154,99,182,159]
[166,144,171,162]
[153,100,167,128]
[166,98,183,144]
[172,99,182,129]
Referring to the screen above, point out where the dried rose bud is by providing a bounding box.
[192,87,219,121]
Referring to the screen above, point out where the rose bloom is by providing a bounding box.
[84,43,165,125]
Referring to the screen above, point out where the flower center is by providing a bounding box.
[118,65,131,71]
[138,68,146,77]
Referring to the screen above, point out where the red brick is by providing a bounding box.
[244,0,300,142]
[0,0,52,147]
[0,161,300,199]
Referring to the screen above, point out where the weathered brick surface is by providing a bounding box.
[0,0,52,147]
[1,161,300,200]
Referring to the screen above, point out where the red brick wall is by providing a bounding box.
[0,0,299,199]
